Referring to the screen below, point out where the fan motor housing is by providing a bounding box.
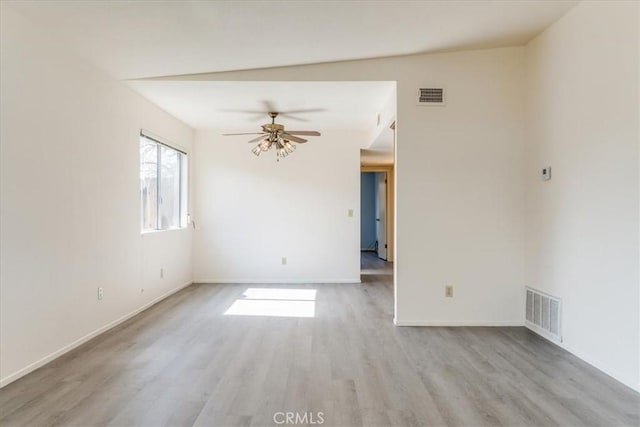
[262,123,284,132]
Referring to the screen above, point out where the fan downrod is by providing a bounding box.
[263,112,284,133]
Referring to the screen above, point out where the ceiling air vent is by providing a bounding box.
[417,87,445,106]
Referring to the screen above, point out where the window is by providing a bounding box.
[140,133,187,232]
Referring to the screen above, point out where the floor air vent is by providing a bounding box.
[525,287,562,342]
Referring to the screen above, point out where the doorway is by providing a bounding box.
[375,172,387,260]
[360,169,393,276]
[358,89,396,319]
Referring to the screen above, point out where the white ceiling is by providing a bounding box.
[128,81,395,131]
[8,0,577,79]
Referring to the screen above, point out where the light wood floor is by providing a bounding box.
[360,251,392,276]
[1,270,638,426]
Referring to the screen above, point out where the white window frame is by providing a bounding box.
[140,131,188,233]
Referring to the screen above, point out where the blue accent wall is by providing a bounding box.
[361,172,377,250]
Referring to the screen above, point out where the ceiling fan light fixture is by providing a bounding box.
[251,145,262,156]
[223,111,320,161]
[258,139,271,150]
[283,140,295,152]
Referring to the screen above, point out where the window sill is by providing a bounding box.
[141,227,189,236]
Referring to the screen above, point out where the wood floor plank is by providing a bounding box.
[0,255,638,426]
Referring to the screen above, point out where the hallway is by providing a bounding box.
[360,251,392,276]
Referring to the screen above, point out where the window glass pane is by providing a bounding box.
[140,138,158,231]
[180,153,188,227]
[159,145,180,229]
[140,134,187,232]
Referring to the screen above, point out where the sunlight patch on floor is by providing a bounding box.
[242,288,316,301]
[224,288,317,318]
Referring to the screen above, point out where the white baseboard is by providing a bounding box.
[194,279,362,284]
[0,280,193,389]
[524,320,562,343]
[393,319,524,327]
[525,324,640,393]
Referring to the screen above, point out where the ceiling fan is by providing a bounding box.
[222,111,321,161]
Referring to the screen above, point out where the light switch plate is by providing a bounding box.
[445,285,453,298]
[542,166,552,181]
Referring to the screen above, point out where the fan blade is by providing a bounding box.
[280,108,326,115]
[283,134,308,143]
[218,110,270,122]
[261,100,277,114]
[220,106,325,115]
[283,131,321,136]
[222,132,266,136]
[219,105,324,123]
[218,109,265,114]
[247,134,268,143]
[277,114,309,122]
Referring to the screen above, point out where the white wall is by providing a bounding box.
[367,86,396,149]
[524,1,639,391]
[0,6,194,386]
[192,130,364,283]
[160,46,526,326]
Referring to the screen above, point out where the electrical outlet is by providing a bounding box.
[348,209,354,217]
[281,257,287,265]
[445,285,453,298]
[98,287,104,300]
[542,166,552,181]
[160,268,164,278]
